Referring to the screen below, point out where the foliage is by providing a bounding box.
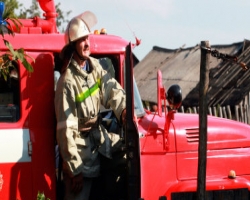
[17,0,71,32]
[1,0,21,19]
[0,39,34,80]
[55,2,71,32]
[37,191,50,200]
[0,0,71,80]
[17,0,41,19]
[0,2,34,80]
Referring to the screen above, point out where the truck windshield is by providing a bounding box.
[133,76,145,117]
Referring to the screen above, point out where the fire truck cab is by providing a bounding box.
[1,0,250,200]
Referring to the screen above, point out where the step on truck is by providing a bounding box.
[0,0,250,199]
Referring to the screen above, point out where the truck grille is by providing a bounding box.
[172,188,249,200]
[186,128,199,143]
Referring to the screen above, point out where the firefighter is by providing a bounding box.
[54,11,126,200]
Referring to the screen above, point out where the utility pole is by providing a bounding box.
[197,41,210,200]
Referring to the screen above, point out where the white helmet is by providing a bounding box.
[61,11,97,58]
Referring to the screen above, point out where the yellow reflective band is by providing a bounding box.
[97,78,101,88]
[75,79,100,103]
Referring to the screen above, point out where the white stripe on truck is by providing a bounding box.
[0,129,31,163]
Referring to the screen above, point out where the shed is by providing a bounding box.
[134,40,250,111]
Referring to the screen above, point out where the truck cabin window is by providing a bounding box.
[92,55,120,132]
[0,65,20,122]
[93,55,119,81]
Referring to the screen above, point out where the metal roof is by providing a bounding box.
[134,40,250,107]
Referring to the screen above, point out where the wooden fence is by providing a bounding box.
[180,92,250,125]
[143,91,250,125]
[179,104,249,125]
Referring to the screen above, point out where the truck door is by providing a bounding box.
[0,52,57,200]
[124,43,141,200]
[0,62,33,200]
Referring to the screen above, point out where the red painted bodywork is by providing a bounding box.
[139,112,250,199]
[0,1,250,200]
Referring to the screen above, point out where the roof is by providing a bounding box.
[134,40,250,107]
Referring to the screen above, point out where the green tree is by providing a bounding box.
[0,0,71,79]
[17,0,41,19]
[0,0,34,80]
[1,0,22,18]
[17,0,71,32]
[55,2,71,32]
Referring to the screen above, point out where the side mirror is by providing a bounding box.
[166,84,182,110]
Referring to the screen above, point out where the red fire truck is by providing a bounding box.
[1,0,250,199]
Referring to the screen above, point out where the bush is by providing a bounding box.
[37,191,50,200]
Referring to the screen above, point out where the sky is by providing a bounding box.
[19,0,250,60]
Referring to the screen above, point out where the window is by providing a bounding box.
[93,55,119,81]
[0,65,20,122]
[98,57,115,78]
[94,54,145,118]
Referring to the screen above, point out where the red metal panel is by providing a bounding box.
[25,52,56,200]
[173,113,250,152]
[0,34,128,55]
[0,34,64,51]
[0,163,32,200]
[140,153,178,200]
[0,51,56,199]
[89,34,128,54]
[176,148,250,180]
[139,114,176,153]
